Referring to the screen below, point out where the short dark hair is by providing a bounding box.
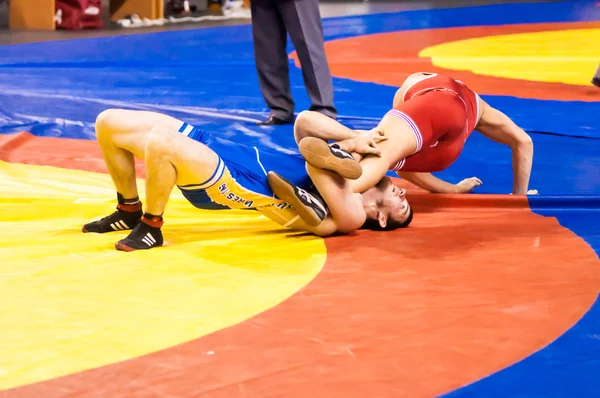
[360,207,414,231]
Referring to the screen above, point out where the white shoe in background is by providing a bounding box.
[84,6,100,16]
[222,0,251,18]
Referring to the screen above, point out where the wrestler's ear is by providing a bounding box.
[377,212,388,229]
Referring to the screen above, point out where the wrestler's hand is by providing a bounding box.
[368,127,387,142]
[343,129,388,156]
[355,128,387,142]
[455,177,483,193]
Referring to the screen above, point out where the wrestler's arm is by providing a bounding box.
[260,210,339,236]
[475,100,533,194]
[291,216,341,237]
[397,172,459,193]
[397,172,482,194]
[267,208,360,236]
[262,198,363,236]
[306,164,367,233]
[348,155,390,194]
[293,111,359,144]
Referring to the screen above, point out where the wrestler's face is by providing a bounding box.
[362,177,412,228]
[378,181,411,225]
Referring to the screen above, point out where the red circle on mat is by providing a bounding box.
[2,134,600,397]
[290,21,600,102]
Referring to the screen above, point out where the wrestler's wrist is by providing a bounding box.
[337,139,355,153]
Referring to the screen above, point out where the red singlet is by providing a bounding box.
[387,73,480,172]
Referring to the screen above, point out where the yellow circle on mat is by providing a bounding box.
[0,161,326,390]
[420,29,600,86]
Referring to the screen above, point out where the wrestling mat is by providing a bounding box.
[0,1,599,396]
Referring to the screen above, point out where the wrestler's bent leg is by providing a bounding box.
[116,124,221,252]
[83,109,183,234]
[95,109,183,198]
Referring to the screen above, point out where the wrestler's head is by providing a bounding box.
[360,177,413,231]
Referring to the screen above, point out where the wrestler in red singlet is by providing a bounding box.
[387,73,481,172]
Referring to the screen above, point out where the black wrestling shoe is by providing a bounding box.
[267,171,328,227]
[82,208,142,234]
[298,137,362,180]
[592,77,600,88]
[257,116,294,126]
[115,221,163,252]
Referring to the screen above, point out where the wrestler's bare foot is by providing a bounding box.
[267,171,328,227]
[299,137,362,180]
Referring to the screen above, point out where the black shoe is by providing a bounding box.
[257,116,294,126]
[592,77,600,88]
[115,222,164,252]
[82,208,142,233]
[267,171,328,227]
[298,137,362,180]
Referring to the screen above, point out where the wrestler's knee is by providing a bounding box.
[95,109,123,142]
[293,111,309,142]
[145,125,178,157]
[294,110,317,143]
